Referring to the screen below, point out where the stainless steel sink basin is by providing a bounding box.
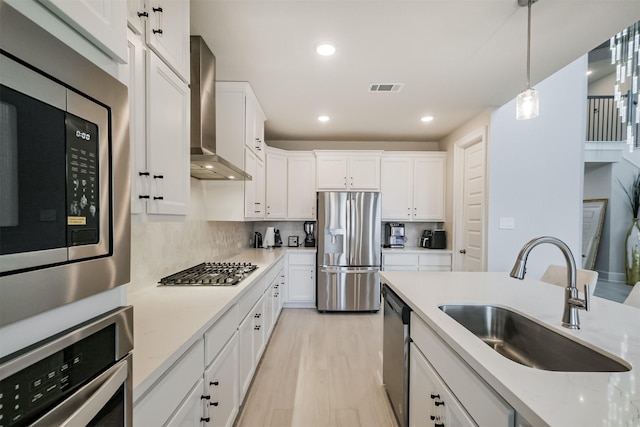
[439,304,630,372]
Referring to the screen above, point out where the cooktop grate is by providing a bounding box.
[158,262,258,286]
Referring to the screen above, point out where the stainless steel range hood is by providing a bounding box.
[190,36,251,180]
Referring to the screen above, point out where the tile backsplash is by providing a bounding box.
[128,179,253,293]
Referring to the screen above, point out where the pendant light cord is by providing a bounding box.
[526,0,532,89]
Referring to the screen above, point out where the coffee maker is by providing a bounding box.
[384,223,406,248]
[304,221,316,247]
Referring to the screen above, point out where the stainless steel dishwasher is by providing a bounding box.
[382,283,411,427]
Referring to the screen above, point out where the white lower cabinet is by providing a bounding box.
[165,378,206,427]
[285,252,316,308]
[410,313,514,426]
[134,258,286,426]
[133,340,205,426]
[409,342,474,427]
[383,252,452,272]
[204,333,239,427]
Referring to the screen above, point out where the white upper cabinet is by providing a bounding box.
[245,95,266,162]
[381,152,446,221]
[127,0,146,35]
[315,151,381,191]
[287,152,316,220]
[38,0,127,63]
[126,0,189,82]
[265,149,288,219]
[144,50,190,215]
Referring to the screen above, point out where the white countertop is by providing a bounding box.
[128,247,313,401]
[380,271,640,426]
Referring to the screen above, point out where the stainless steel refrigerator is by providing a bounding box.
[317,192,381,311]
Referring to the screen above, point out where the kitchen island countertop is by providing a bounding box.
[128,247,310,401]
[380,271,640,426]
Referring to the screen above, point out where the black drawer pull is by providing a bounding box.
[210,381,219,386]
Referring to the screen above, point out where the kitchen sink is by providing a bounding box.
[439,304,631,372]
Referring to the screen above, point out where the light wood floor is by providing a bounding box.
[235,309,398,427]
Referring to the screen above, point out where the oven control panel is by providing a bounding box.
[0,325,114,426]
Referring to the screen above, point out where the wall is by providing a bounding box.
[439,110,492,245]
[487,56,587,279]
[128,178,254,293]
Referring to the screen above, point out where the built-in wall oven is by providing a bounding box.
[0,306,133,426]
[0,4,130,327]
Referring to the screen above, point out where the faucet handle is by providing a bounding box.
[583,284,590,311]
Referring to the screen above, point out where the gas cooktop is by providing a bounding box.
[158,262,258,286]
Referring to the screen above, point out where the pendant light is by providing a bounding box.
[516,0,539,120]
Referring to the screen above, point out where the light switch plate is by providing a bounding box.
[499,217,515,230]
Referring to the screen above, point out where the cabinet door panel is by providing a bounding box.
[316,156,348,190]
[409,343,475,427]
[205,334,239,427]
[381,157,413,220]
[413,157,445,221]
[287,264,315,303]
[349,156,380,190]
[165,378,205,427]
[146,51,189,215]
[146,0,190,82]
[287,155,316,219]
[39,0,127,62]
[266,152,287,219]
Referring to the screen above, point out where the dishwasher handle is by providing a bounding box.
[383,284,411,324]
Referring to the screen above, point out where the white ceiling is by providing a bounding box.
[190,1,640,143]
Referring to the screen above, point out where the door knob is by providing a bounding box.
[459,249,467,254]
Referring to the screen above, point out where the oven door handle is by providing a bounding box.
[32,355,130,426]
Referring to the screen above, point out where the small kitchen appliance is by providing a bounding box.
[384,223,406,248]
[274,229,283,247]
[304,221,316,247]
[288,236,299,247]
[420,229,447,249]
[264,227,276,248]
[253,232,263,248]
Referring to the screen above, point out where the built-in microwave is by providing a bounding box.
[0,54,111,274]
[0,4,130,327]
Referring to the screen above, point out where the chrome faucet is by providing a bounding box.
[510,236,590,329]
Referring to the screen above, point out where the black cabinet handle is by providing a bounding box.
[434,423,444,427]
[435,401,445,406]
[211,401,219,407]
[139,195,150,199]
[152,6,163,12]
[139,171,150,176]
[153,196,164,200]
[201,395,211,400]
[210,381,219,386]
[153,174,164,179]
[153,29,163,34]
[137,11,148,17]
[430,393,440,399]
[201,417,210,422]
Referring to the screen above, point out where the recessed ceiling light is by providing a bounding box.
[316,42,336,56]
[318,115,330,122]
[205,165,214,169]
[421,116,434,123]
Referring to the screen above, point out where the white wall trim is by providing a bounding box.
[452,126,488,271]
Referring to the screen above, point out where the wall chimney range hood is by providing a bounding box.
[190,36,251,180]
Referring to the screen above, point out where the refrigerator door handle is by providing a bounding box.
[320,268,380,274]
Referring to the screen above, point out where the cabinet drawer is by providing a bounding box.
[411,314,514,426]
[204,304,239,366]
[418,253,451,266]
[134,340,205,426]
[383,254,419,266]
[288,252,315,265]
[239,277,267,320]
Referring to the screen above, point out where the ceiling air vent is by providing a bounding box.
[368,83,404,92]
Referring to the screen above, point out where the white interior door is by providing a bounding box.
[454,128,486,272]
